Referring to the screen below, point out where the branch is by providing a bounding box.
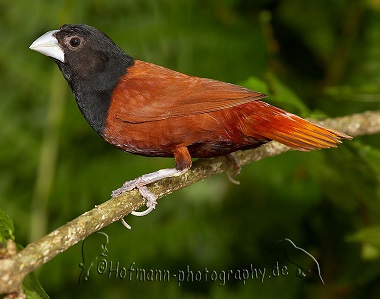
[1,110,380,295]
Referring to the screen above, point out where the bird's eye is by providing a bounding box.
[69,37,81,48]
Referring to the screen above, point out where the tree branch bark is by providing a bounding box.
[1,110,380,295]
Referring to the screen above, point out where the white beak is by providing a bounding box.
[29,30,65,63]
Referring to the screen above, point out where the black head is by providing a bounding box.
[30,24,134,135]
[52,24,133,88]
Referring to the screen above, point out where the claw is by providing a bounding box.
[119,186,156,229]
[226,172,240,185]
[225,153,241,185]
[120,218,132,229]
[112,167,189,229]
[131,186,157,216]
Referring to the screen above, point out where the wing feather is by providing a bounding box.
[111,60,266,123]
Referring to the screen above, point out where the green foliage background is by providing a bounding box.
[1,0,380,298]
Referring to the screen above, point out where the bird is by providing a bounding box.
[30,24,351,227]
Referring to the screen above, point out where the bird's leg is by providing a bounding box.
[225,153,241,185]
[113,146,192,229]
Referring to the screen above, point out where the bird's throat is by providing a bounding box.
[56,56,134,137]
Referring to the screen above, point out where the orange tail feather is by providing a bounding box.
[243,101,351,151]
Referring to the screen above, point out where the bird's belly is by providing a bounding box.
[103,112,267,159]
[104,133,265,158]
[187,139,266,158]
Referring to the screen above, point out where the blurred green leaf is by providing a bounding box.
[0,208,15,243]
[347,226,380,260]
[347,225,380,247]
[0,209,49,298]
[23,272,50,299]
[265,72,310,115]
[240,76,269,94]
[357,144,380,183]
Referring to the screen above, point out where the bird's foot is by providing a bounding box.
[225,153,241,185]
[112,167,189,229]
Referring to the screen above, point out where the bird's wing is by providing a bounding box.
[111,60,266,123]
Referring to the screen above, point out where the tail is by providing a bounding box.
[242,101,351,151]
